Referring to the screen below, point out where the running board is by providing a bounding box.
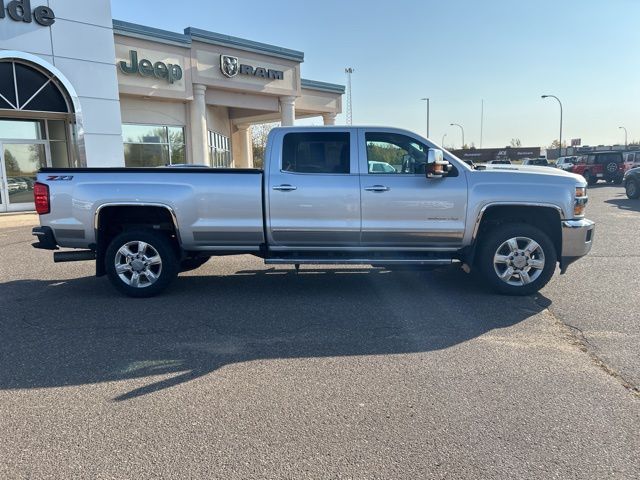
[265,258,458,266]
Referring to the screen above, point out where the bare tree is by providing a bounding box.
[251,122,279,168]
[510,138,522,147]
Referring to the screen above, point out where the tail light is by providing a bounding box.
[34,182,50,214]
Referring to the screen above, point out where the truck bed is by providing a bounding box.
[37,167,266,251]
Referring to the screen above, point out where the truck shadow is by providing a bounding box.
[0,265,551,402]
[605,197,640,212]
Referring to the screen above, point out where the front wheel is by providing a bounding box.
[476,223,557,296]
[626,178,640,199]
[105,229,179,297]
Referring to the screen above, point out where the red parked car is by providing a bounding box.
[571,152,625,185]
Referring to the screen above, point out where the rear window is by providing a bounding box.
[282,132,350,174]
[596,153,622,164]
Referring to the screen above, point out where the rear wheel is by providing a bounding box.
[583,171,597,186]
[105,229,179,297]
[476,223,557,296]
[626,178,640,199]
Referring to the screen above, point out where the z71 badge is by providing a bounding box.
[46,175,74,181]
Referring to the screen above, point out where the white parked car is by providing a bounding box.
[368,161,397,173]
[556,156,577,171]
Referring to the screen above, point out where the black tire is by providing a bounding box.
[180,256,210,273]
[584,171,597,186]
[105,229,179,298]
[626,178,640,199]
[476,223,557,296]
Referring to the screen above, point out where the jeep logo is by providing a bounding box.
[119,50,183,84]
[0,0,55,26]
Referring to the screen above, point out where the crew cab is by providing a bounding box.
[571,151,625,185]
[32,126,595,297]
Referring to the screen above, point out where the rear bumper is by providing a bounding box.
[559,218,595,273]
[32,226,58,250]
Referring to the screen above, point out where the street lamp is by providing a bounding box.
[541,94,563,156]
[420,97,430,138]
[619,126,628,147]
[441,133,447,147]
[450,123,464,148]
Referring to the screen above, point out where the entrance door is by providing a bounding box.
[0,142,48,212]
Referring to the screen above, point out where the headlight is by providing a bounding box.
[574,187,587,217]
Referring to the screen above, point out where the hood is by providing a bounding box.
[481,163,585,182]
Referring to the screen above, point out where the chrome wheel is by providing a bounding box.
[493,236,545,287]
[114,240,162,288]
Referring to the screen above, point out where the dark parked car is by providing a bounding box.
[624,166,640,199]
[522,158,550,166]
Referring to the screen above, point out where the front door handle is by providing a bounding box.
[364,185,390,192]
[272,184,297,192]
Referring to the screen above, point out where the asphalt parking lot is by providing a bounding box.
[0,185,638,479]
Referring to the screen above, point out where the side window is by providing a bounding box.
[586,155,596,165]
[282,132,350,174]
[365,132,427,174]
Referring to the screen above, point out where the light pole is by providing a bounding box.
[441,133,447,147]
[619,126,628,147]
[541,94,563,157]
[420,97,430,138]
[450,123,464,148]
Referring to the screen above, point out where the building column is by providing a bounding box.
[322,113,337,125]
[234,124,253,168]
[190,83,209,165]
[280,96,296,126]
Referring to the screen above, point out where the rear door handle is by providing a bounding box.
[364,185,390,192]
[272,184,297,192]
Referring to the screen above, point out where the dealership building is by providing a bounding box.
[0,0,344,212]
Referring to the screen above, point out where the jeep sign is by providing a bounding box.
[119,50,183,84]
[0,0,55,26]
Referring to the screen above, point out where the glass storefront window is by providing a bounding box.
[123,124,185,167]
[209,131,232,167]
[0,119,43,140]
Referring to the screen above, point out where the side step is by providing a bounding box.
[54,250,96,263]
[265,258,457,266]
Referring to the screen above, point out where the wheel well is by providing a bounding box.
[475,205,562,259]
[95,205,180,276]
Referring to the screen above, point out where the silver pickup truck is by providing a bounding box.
[32,126,594,297]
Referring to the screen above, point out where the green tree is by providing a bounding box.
[252,122,279,168]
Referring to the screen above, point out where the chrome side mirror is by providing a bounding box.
[426,148,451,179]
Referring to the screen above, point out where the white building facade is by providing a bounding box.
[0,0,344,212]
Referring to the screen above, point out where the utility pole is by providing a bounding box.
[420,97,430,138]
[480,99,484,148]
[345,68,354,125]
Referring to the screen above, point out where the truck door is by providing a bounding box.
[358,129,467,248]
[266,130,361,247]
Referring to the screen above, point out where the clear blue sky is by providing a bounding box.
[111,0,639,149]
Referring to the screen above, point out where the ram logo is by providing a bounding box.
[220,55,239,78]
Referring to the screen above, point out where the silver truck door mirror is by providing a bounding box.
[426,148,451,179]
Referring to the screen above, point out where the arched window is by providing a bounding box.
[0,60,72,113]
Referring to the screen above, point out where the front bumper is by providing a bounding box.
[559,218,595,273]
